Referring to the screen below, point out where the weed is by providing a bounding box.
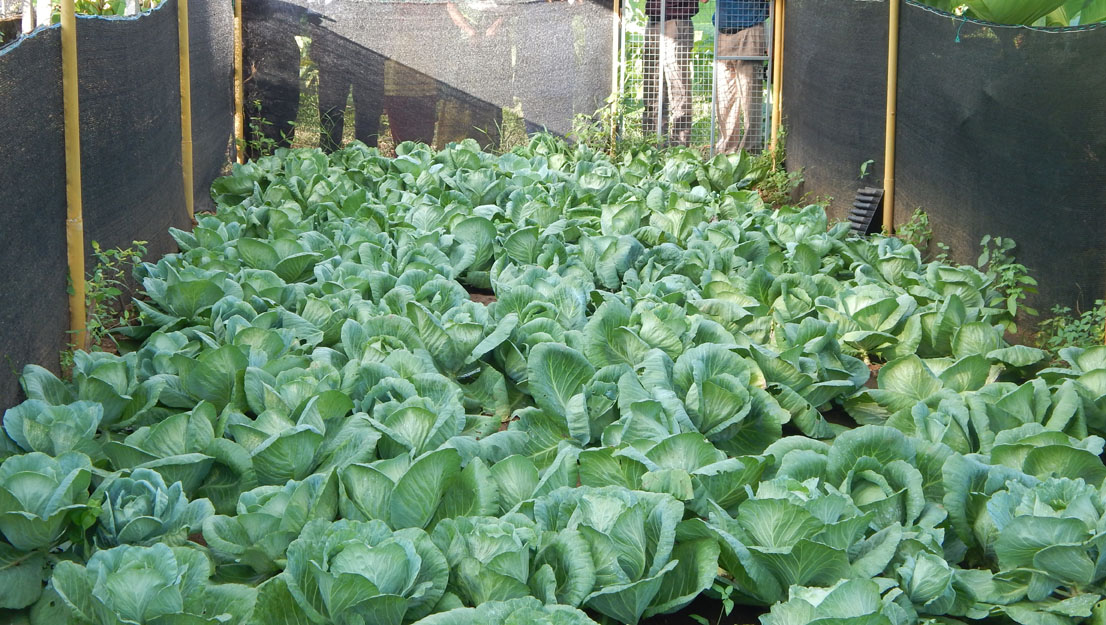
[749,130,803,208]
[475,103,529,156]
[859,159,875,180]
[934,240,951,263]
[978,234,1038,331]
[239,99,278,158]
[239,99,296,159]
[689,580,737,625]
[571,100,667,159]
[896,208,932,255]
[1037,301,1106,356]
[61,240,148,370]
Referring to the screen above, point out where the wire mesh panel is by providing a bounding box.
[712,0,771,154]
[619,0,771,154]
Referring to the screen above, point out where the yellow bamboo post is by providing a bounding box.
[883,0,900,234]
[608,0,621,156]
[769,0,784,157]
[178,0,194,219]
[60,0,87,350]
[234,0,245,164]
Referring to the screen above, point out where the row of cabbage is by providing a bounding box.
[3,135,1106,625]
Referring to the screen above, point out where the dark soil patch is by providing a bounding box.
[820,404,858,429]
[468,287,497,305]
[864,361,883,389]
[638,595,766,625]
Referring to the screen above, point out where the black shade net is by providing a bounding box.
[783,0,1106,315]
[895,3,1106,315]
[244,0,615,153]
[0,28,70,408]
[0,0,224,409]
[77,0,189,263]
[781,0,887,211]
[188,0,234,212]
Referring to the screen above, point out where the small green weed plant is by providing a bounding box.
[61,240,147,370]
[1037,300,1106,356]
[978,234,1038,326]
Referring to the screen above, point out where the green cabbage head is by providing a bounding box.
[95,468,214,548]
[0,451,91,551]
[49,543,256,624]
[258,518,449,625]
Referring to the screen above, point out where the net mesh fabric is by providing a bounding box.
[0,27,69,407]
[782,0,1106,315]
[244,0,613,153]
[0,1,196,407]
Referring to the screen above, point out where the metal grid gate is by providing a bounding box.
[619,0,773,156]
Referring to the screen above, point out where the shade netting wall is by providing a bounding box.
[188,0,234,212]
[243,0,614,152]
[782,0,1106,315]
[780,0,887,210]
[0,0,232,408]
[0,27,69,410]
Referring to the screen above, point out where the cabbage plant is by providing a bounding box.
[2,400,103,458]
[410,597,600,625]
[430,515,537,605]
[531,486,718,624]
[987,477,1106,600]
[94,468,213,548]
[0,452,92,551]
[49,543,256,624]
[202,472,337,580]
[579,432,767,516]
[685,476,904,606]
[759,578,916,625]
[339,447,497,530]
[253,518,449,625]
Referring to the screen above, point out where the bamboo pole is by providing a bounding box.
[178,0,194,219]
[769,0,784,156]
[60,0,86,350]
[234,0,245,164]
[883,0,900,234]
[608,0,620,156]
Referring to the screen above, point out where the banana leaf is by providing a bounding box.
[963,0,1067,24]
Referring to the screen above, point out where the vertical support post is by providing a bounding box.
[656,1,665,142]
[708,1,718,157]
[60,0,86,350]
[769,0,784,157]
[618,1,628,136]
[608,0,620,155]
[234,0,245,164]
[883,0,900,234]
[178,0,194,220]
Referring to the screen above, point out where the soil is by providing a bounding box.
[468,287,497,305]
[637,595,766,625]
[819,404,858,429]
[864,361,883,389]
